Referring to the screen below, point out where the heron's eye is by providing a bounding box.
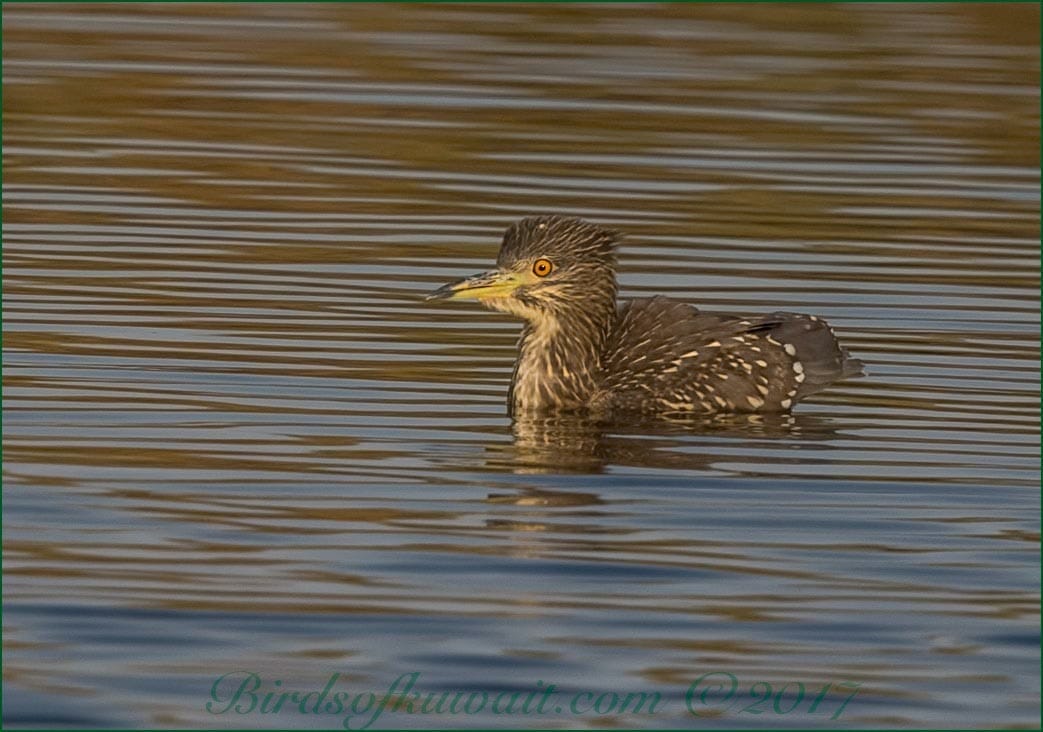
[532,258,554,277]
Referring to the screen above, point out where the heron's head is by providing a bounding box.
[427,215,619,326]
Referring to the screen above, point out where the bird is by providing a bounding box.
[427,215,863,418]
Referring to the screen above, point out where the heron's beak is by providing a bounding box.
[426,269,524,302]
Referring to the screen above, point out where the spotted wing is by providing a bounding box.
[600,296,861,414]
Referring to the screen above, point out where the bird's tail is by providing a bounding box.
[764,314,864,398]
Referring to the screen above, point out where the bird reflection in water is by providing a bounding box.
[481,410,850,537]
[494,409,846,476]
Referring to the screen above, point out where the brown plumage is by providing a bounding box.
[428,215,864,417]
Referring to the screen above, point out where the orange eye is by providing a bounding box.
[532,258,553,277]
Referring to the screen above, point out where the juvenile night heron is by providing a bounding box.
[428,215,863,417]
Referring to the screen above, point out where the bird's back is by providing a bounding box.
[596,296,863,415]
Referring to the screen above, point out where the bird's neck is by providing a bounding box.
[510,299,616,413]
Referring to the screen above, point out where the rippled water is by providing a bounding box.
[3,4,1040,730]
